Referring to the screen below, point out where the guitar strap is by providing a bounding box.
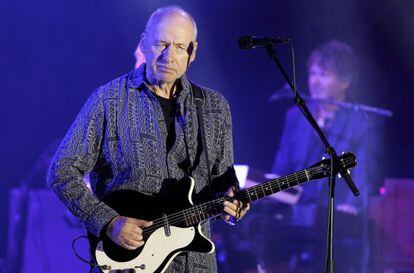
[190,81,214,200]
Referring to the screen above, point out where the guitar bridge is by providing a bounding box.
[162,213,171,236]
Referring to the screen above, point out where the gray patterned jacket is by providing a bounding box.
[47,65,237,273]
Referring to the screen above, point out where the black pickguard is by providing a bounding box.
[88,177,214,268]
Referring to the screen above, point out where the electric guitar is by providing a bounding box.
[88,152,356,273]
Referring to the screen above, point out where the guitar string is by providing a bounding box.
[141,158,354,236]
[142,170,311,236]
[141,166,320,235]
[147,171,306,226]
[141,159,353,236]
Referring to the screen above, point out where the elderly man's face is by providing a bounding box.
[141,14,197,85]
[308,64,349,101]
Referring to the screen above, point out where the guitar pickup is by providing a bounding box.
[162,213,171,236]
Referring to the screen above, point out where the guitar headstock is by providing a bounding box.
[308,152,357,180]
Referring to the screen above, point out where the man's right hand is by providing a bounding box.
[105,216,153,250]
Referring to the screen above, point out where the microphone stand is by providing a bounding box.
[263,43,360,273]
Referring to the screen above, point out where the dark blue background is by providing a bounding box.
[1,0,413,259]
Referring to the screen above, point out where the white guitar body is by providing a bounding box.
[96,225,212,272]
[90,177,215,273]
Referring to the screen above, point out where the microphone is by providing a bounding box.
[239,35,291,49]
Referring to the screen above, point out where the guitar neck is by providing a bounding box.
[238,169,311,203]
[147,152,356,233]
[180,168,312,226]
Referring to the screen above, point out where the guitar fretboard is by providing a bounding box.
[141,153,355,239]
[180,169,311,226]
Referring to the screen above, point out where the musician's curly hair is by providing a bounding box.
[307,40,359,85]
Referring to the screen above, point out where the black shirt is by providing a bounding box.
[154,93,177,153]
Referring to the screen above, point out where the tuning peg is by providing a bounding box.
[337,173,342,179]
[341,151,345,155]
[347,169,351,174]
[322,156,326,160]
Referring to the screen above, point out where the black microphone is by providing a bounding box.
[239,35,291,49]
